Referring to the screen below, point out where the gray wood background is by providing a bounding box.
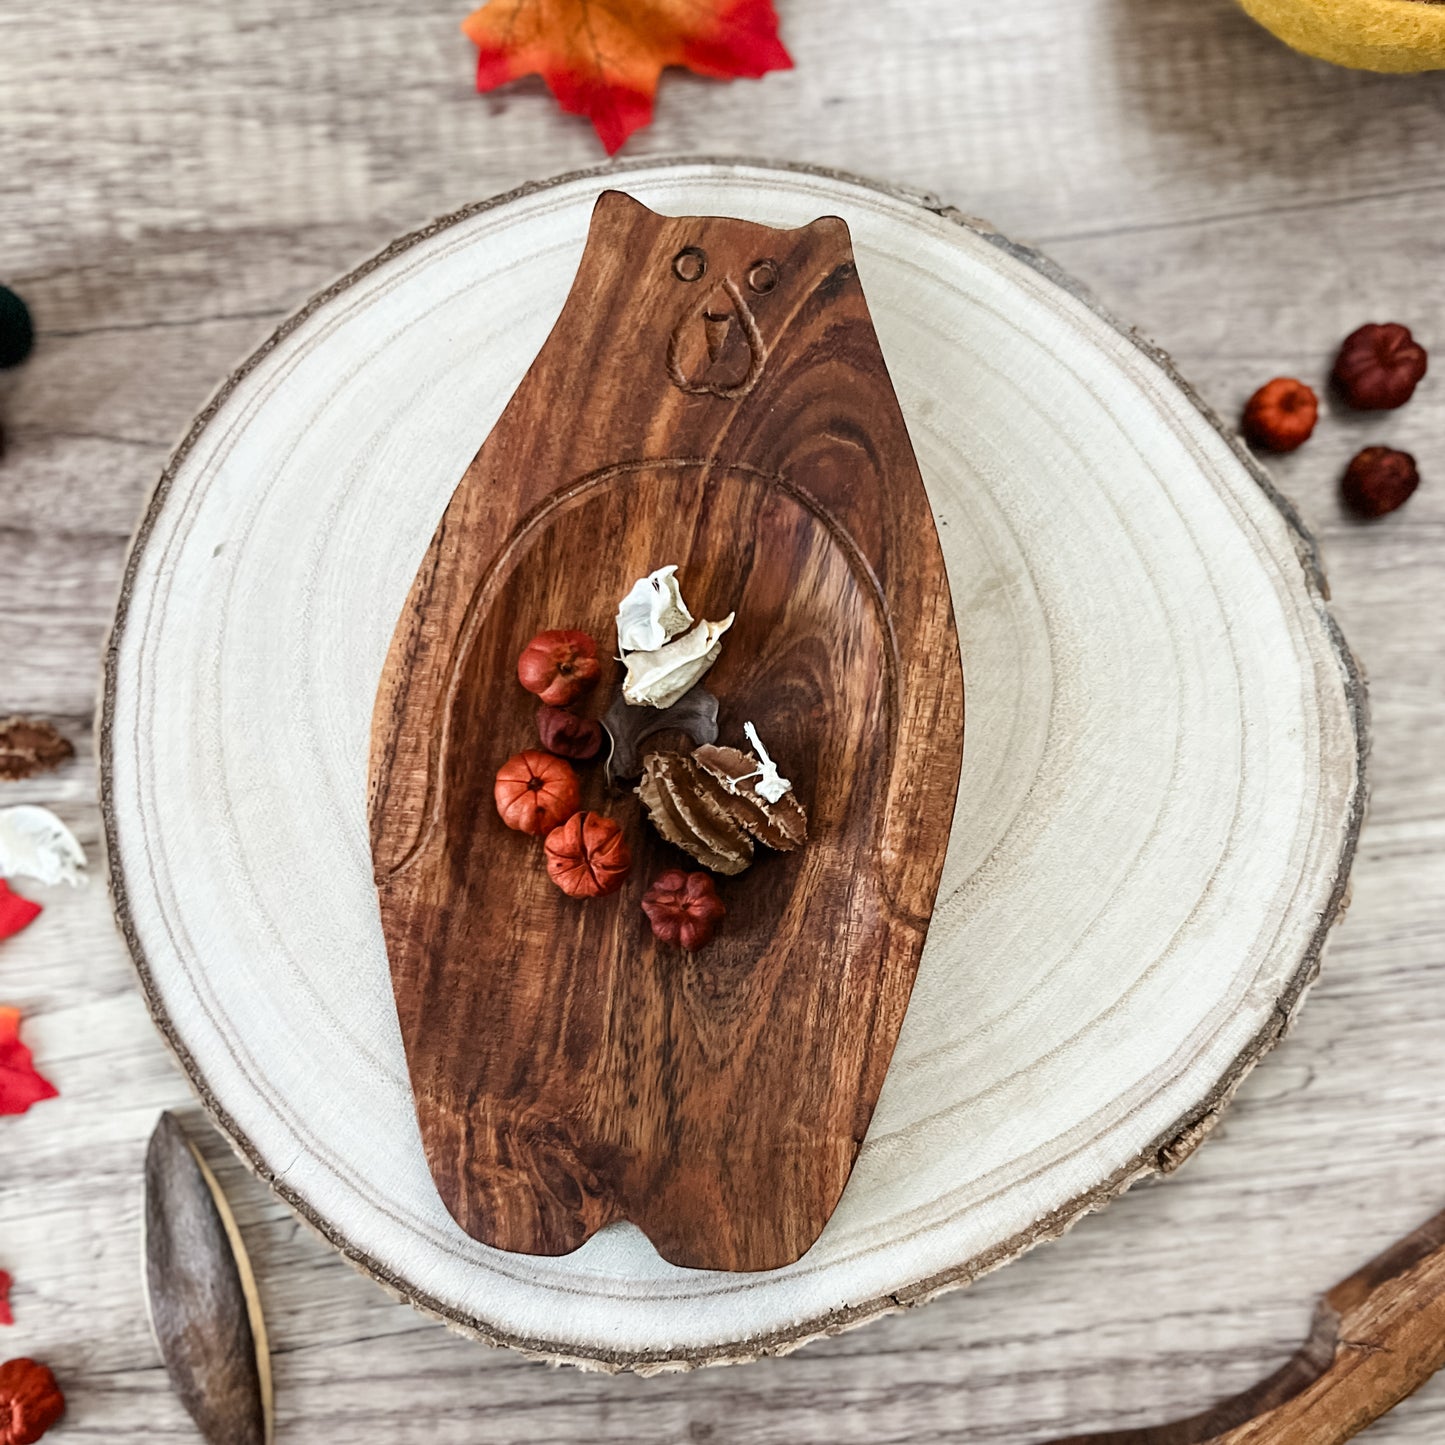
[2,0,1442,1439]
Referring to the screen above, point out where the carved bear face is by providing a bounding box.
[577,190,854,404]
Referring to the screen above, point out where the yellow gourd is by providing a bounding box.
[1239,0,1445,71]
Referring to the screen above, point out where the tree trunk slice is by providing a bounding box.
[99,159,1365,1370]
[1048,1203,1445,1444]
[369,193,964,1271]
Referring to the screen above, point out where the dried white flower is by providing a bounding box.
[741,722,793,803]
[616,565,694,654]
[0,805,88,887]
[622,614,735,710]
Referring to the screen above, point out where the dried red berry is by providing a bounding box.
[1332,323,1428,411]
[516,630,601,707]
[1342,446,1419,519]
[0,1273,12,1328]
[536,704,603,762]
[0,1357,65,1444]
[641,868,726,951]
[544,812,632,898]
[1241,377,1318,452]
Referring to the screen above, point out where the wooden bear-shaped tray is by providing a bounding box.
[368,192,965,1271]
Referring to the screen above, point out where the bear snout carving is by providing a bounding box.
[666,276,766,400]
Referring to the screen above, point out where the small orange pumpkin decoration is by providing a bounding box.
[1240,377,1317,453]
[0,1357,65,1445]
[516,629,601,707]
[544,811,632,897]
[494,750,580,836]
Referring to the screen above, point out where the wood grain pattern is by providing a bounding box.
[4,0,1445,1436]
[1050,1204,1445,1445]
[369,193,964,1269]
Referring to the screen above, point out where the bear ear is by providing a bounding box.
[591,190,657,228]
[806,214,852,244]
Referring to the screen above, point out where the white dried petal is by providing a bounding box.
[622,614,734,710]
[741,721,792,803]
[616,565,694,654]
[0,805,88,887]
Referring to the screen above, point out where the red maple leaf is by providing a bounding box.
[462,0,792,154]
[0,1006,57,1117]
[0,882,41,943]
[0,1271,12,1326]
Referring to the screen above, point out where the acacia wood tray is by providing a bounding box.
[369,193,964,1271]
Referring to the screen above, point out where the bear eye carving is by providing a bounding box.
[673,247,707,283]
[747,260,779,295]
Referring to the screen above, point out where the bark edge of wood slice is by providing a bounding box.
[99,158,1366,1372]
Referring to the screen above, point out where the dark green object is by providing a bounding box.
[0,285,34,368]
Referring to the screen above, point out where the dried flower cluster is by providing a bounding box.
[0,730,65,1323]
[484,569,812,951]
[0,728,67,1155]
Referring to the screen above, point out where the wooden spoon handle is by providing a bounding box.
[1048,1205,1445,1444]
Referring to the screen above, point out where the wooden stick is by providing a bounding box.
[1049,1206,1445,1444]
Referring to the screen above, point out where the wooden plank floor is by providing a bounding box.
[2,0,1443,1438]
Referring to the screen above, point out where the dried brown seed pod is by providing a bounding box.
[692,744,808,851]
[637,752,752,876]
[0,718,74,783]
[603,684,718,779]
